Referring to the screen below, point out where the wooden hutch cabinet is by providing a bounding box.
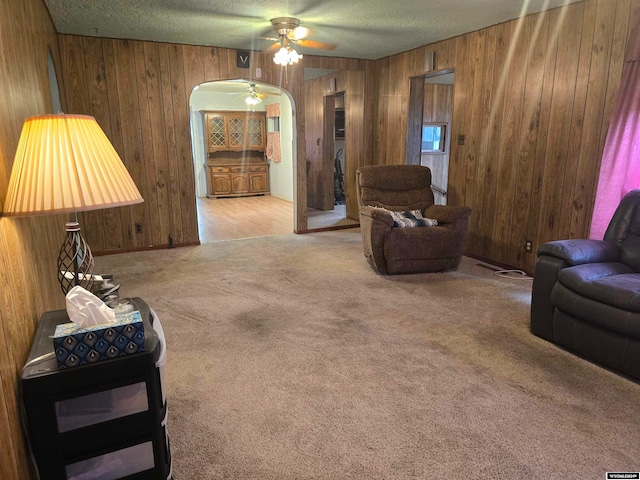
[207,163,269,197]
[203,111,269,198]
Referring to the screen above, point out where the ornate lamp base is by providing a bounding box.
[56,215,94,295]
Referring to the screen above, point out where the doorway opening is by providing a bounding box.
[188,79,295,242]
[306,91,351,229]
[304,68,360,231]
[406,69,455,205]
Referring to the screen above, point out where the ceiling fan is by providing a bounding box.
[227,82,280,105]
[263,17,337,59]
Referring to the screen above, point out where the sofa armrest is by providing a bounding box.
[531,239,619,341]
[423,205,472,269]
[537,239,619,266]
[424,205,472,225]
[530,255,566,341]
[358,206,393,274]
[359,205,395,227]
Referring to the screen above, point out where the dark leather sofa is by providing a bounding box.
[530,190,640,380]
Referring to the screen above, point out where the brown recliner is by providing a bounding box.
[356,165,472,275]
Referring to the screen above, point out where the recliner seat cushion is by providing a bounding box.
[557,262,640,312]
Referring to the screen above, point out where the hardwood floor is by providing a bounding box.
[197,196,294,242]
[308,204,359,230]
[197,195,359,242]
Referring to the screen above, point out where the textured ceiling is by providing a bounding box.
[44,0,581,60]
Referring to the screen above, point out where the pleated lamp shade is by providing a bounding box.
[3,113,143,296]
[4,114,143,216]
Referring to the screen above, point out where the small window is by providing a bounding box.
[421,123,446,153]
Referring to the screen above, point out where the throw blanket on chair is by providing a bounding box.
[390,210,438,227]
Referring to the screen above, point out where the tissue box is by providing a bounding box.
[53,310,145,369]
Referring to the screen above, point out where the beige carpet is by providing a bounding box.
[96,230,640,479]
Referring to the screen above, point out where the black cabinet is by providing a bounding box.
[21,298,172,480]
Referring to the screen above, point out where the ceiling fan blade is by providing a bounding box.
[265,43,282,53]
[294,39,337,51]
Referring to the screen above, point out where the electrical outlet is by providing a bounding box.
[135,223,143,234]
[525,240,533,252]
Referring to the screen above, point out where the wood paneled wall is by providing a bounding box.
[58,37,375,244]
[0,1,68,478]
[421,83,453,204]
[305,69,367,220]
[375,0,639,271]
[305,75,331,210]
[423,84,454,123]
[342,71,368,220]
[58,0,638,271]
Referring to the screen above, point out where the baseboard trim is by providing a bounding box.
[94,241,201,256]
[295,224,360,234]
[464,252,533,277]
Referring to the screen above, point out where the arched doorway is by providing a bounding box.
[188,79,296,241]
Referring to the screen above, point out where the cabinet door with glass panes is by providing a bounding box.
[203,112,265,152]
[245,114,266,149]
[204,113,228,152]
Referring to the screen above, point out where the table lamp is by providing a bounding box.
[3,113,144,295]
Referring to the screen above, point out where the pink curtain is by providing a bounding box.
[590,8,640,239]
[265,103,281,162]
[266,131,281,163]
[265,103,280,118]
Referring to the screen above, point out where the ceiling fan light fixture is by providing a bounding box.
[288,48,302,63]
[273,46,303,66]
[273,47,289,65]
[245,94,262,105]
[291,26,309,40]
